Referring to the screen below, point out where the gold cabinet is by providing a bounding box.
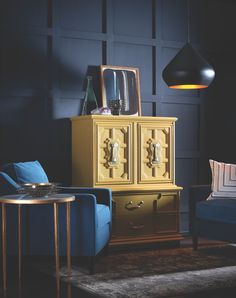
[71,115,182,246]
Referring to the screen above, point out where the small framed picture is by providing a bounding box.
[100,65,141,116]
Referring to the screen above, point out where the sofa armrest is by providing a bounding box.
[0,171,20,195]
[59,187,112,210]
[73,193,97,233]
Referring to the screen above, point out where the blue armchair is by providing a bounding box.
[0,161,112,274]
[189,185,236,249]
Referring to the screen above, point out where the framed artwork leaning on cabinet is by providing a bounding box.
[100,65,141,116]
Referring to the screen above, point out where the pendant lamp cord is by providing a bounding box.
[187,0,190,43]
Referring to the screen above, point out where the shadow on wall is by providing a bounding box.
[0,29,101,185]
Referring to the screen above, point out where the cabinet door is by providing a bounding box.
[138,122,174,184]
[95,121,133,185]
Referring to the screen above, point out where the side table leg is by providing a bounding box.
[2,203,7,292]
[66,202,71,274]
[18,205,22,287]
[66,202,72,298]
[53,203,60,296]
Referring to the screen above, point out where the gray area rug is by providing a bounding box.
[39,245,236,297]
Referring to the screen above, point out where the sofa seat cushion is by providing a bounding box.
[96,204,111,228]
[1,160,49,184]
[196,199,236,224]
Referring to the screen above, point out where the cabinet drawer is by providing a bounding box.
[113,192,178,216]
[113,192,157,216]
[112,213,178,237]
[113,214,155,237]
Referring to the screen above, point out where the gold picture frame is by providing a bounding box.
[100,65,141,116]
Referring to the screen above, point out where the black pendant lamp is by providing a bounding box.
[162,1,215,89]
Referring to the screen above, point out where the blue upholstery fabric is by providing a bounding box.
[96,204,111,228]
[1,160,49,184]
[190,185,236,246]
[0,162,112,261]
[0,171,21,195]
[196,199,236,224]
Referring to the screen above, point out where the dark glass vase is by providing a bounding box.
[81,76,98,115]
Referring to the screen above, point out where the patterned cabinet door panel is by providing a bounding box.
[138,122,174,184]
[96,121,133,185]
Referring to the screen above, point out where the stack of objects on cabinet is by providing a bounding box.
[71,115,182,247]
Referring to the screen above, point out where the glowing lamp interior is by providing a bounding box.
[169,84,208,89]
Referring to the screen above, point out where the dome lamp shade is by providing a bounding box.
[162,43,215,89]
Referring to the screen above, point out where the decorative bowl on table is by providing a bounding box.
[17,183,59,197]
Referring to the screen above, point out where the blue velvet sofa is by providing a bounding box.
[189,185,236,249]
[0,161,112,274]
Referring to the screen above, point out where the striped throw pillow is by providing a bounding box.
[208,159,236,199]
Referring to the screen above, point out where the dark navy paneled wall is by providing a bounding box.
[0,0,234,233]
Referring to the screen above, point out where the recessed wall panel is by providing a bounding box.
[113,0,152,38]
[161,103,200,151]
[114,42,153,96]
[59,0,102,32]
[58,38,102,92]
[162,0,187,42]
[53,98,82,119]
[0,35,48,90]
[0,0,47,27]
[0,96,49,162]
[141,102,155,116]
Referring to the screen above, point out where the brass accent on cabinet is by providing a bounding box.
[104,139,119,168]
[147,139,161,168]
[125,200,144,211]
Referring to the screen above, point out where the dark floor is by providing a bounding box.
[1,238,236,298]
[0,257,94,298]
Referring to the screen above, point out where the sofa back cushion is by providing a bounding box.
[2,160,49,184]
[208,159,236,199]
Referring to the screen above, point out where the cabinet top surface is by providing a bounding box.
[71,115,177,122]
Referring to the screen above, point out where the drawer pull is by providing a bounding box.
[129,222,144,230]
[125,200,144,211]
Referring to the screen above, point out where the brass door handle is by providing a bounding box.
[125,200,144,211]
[151,143,161,165]
[108,142,119,166]
[147,140,161,168]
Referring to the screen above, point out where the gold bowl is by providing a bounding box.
[17,183,59,197]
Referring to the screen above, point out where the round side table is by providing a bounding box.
[0,193,75,296]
